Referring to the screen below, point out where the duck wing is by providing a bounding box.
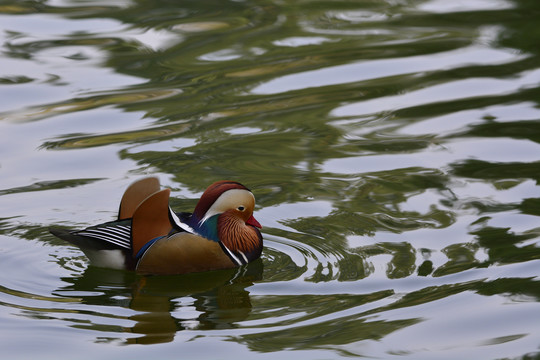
[118,177,161,220]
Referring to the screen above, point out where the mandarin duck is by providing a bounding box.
[50,177,263,275]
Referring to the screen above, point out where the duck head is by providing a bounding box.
[190,181,263,258]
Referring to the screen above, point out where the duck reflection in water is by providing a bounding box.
[55,260,263,344]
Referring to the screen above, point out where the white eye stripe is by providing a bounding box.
[200,189,254,224]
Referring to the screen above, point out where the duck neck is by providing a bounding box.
[193,214,220,242]
[217,212,262,257]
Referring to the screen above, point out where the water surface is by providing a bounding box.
[1,0,540,359]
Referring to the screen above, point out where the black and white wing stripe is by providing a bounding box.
[219,243,249,266]
[169,208,196,234]
[73,209,193,252]
[75,224,131,249]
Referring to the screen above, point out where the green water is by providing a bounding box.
[1,0,540,358]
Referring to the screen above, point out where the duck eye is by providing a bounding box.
[237,206,245,211]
